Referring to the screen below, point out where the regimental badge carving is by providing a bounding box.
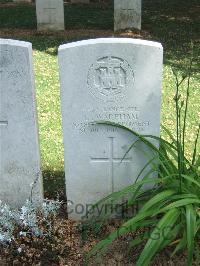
[87,56,134,102]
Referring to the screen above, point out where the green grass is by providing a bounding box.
[0,0,199,198]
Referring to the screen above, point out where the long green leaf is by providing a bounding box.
[162,125,177,144]
[182,174,200,189]
[140,190,176,212]
[192,123,200,166]
[186,204,196,265]
[170,194,198,201]
[95,121,160,152]
[158,199,200,213]
[158,223,182,252]
[136,208,180,266]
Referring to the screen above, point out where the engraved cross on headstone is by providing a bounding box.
[43,7,56,23]
[0,121,8,162]
[0,49,9,128]
[90,137,132,192]
[0,121,8,127]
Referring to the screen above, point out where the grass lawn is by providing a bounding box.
[0,0,199,199]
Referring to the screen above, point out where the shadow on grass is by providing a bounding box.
[142,0,199,72]
[64,2,113,30]
[0,2,113,30]
[0,1,198,70]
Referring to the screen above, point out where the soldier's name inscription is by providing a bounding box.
[72,105,150,133]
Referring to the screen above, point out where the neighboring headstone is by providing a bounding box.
[71,0,89,3]
[114,0,141,31]
[0,39,43,207]
[59,38,163,220]
[36,0,65,31]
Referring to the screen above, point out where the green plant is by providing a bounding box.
[87,61,200,265]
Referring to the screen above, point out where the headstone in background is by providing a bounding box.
[114,0,141,31]
[0,39,43,207]
[36,0,65,31]
[59,38,163,220]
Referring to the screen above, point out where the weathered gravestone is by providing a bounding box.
[114,0,141,31]
[0,39,43,207]
[36,0,65,31]
[59,38,163,220]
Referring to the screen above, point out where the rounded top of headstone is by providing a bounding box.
[58,38,163,51]
[0,38,32,48]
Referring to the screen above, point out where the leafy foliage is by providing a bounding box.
[87,62,200,265]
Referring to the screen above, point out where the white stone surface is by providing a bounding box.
[36,0,65,31]
[0,39,43,207]
[114,0,141,31]
[59,38,163,220]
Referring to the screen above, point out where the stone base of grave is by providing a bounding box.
[37,23,65,31]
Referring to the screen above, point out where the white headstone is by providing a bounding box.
[59,38,163,220]
[114,0,141,31]
[0,39,43,207]
[36,0,65,31]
